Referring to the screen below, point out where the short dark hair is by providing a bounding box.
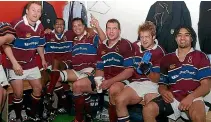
[174,25,197,48]
[26,1,42,10]
[55,18,65,26]
[106,19,121,30]
[72,17,85,26]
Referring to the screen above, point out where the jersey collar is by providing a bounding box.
[137,39,158,53]
[74,31,87,41]
[52,30,66,40]
[23,15,41,32]
[103,37,121,48]
[175,47,194,59]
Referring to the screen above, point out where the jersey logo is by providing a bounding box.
[50,38,55,42]
[115,45,119,52]
[170,64,176,69]
[101,50,106,55]
[26,33,31,38]
[63,36,67,41]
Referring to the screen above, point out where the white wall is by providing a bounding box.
[87,0,201,50]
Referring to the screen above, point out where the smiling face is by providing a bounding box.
[26,3,42,25]
[54,19,65,34]
[175,28,192,49]
[139,31,155,49]
[72,20,85,37]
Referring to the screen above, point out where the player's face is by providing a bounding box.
[72,20,85,36]
[106,22,121,41]
[139,31,155,49]
[26,3,42,24]
[176,28,192,49]
[54,19,65,34]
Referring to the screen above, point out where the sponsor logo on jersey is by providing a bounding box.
[170,64,176,69]
[50,38,55,42]
[171,75,179,79]
[101,50,106,55]
[26,33,31,38]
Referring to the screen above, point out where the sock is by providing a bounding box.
[29,94,41,116]
[118,115,130,122]
[54,85,69,110]
[13,97,23,119]
[47,70,61,94]
[109,103,117,122]
[73,94,85,122]
[0,113,1,122]
[98,93,104,111]
[84,94,92,117]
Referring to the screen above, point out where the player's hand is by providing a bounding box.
[12,62,23,76]
[44,28,52,34]
[178,94,194,111]
[42,59,48,70]
[160,90,174,103]
[139,62,151,75]
[100,79,112,90]
[90,14,100,29]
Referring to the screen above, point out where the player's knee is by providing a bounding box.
[143,102,158,117]
[32,84,42,96]
[14,92,23,99]
[190,109,206,122]
[115,95,128,106]
[109,83,122,97]
[72,81,83,93]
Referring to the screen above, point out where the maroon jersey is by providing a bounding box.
[5,16,45,70]
[131,40,165,82]
[71,31,100,71]
[96,38,134,80]
[44,30,75,65]
[159,48,211,101]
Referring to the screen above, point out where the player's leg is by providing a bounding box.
[108,82,125,122]
[10,79,24,121]
[25,67,42,120]
[0,86,6,119]
[72,76,93,122]
[188,99,206,122]
[46,69,78,94]
[143,96,174,122]
[115,86,142,122]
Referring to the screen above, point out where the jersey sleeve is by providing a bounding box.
[151,49,165,73]
[0,22,16,37]
[38,25,46,47]
[96,44,104,70]
[122,41,135,68]
[159,56,169,85]
[196,53,211,81]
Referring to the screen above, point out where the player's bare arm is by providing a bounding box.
[90,14,106,42]
[158,84,174,103]
[147,72,160,83]
[101,67,134,90]
[37,46,47,69]
[179,78,211,111]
